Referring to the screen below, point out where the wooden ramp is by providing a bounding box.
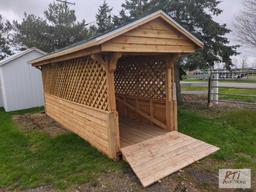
[121,131,219,187]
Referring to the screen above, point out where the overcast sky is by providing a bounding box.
[0,0,255,67]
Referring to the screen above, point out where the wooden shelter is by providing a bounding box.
[31,11,219,187]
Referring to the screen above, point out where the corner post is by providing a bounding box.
[165,54,180,131]
[91,53,122,159]
[106,53,122,159]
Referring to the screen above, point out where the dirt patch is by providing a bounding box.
[22,186,55,192]
[74,165,218,192]
[13,113,68,137]
[0,189,9,192]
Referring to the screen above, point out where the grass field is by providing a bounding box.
[0,108,122,190]
[0,107,255,191]
[182,86,256,103]
[183,79,256,83]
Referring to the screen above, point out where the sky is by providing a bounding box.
[0,0,255,68]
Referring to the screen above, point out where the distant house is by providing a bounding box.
[185,69,209,80]
[0,48,46,112]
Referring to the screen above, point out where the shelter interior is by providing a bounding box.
[115,55,175,148]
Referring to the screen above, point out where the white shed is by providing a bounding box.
[0,48,46,112]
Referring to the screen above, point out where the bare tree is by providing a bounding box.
[234,0,256,48]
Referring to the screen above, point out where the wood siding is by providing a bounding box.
[117,96,167,129]
[45,94,117,158]
[102,18,196,53]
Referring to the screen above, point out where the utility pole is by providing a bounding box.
[56,0,75,12]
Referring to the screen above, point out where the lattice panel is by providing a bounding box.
[42,56,109,111]
[115,56,166,100]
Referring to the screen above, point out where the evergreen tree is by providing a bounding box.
[0,15,13,60]
[13,13,50,52]
[96,0,113,34]
[113,0,150,26]
[13,2,89,52]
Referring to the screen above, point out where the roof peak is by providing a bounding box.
[31,10,203,65]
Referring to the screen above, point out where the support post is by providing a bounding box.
[91,53,122,159]
[209,71,219,106]
[208,74,213,107]
[165,54,180,131]
[212,71,219,104]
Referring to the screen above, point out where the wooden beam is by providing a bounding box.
[84,53,122,158]
[108,111,120,159]
[105,53,122,158]
[165,54,180,131]
[105,53,122,111]
[32,46,101,67]
[108,53,122,72]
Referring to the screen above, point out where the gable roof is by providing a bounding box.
[0,48,46,67]
[31,10,203,65]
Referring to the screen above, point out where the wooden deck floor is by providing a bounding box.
[119,121,219,187]
[119,118,168,148]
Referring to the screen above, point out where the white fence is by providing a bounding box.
[182,70,256,107]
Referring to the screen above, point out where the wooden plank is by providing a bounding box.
[117,97,167,129]
[44,94,117,159]
[125,28,182,39]
[108,112,120,159]
[33,46,101,67]
[101,43,196,53]
[121,131,219,187]
[119,117,168,148]
[109,36,192,46]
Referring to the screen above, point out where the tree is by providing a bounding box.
[13,2,89,52]
[95,0,113,34]
[0,15,12,60]
[13,14,50,52]
[234,0,256,48]
[113,0,150,26]
[114,0,238,104]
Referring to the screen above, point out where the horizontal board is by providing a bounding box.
[102,43,196,53]
[126,28,181,39]
[45,94,113,158]
[110,36,191,46]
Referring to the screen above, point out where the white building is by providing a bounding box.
[0,48,46,112]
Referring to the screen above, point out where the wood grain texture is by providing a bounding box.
[119,117,168,148]
[121,131,219,187]
[44,94,117,159]
[102,18,196,53]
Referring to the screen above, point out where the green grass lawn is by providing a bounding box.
[219,88,256,103]
[179,108,256,170]
[183,79,256,83]
[182,86,208,91]
[0,108,122,190]
[0,107,256,190]
[182,86,256,102]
